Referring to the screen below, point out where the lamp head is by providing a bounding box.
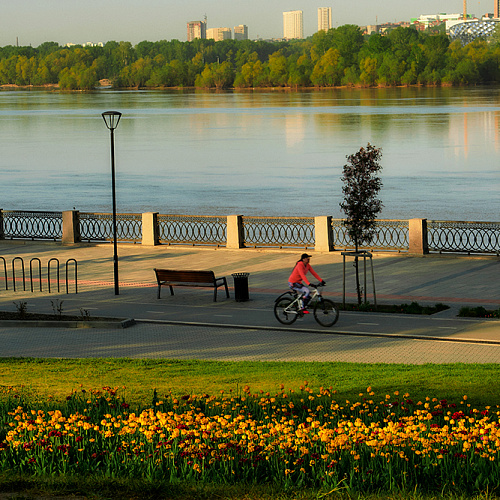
[102,111,122,130]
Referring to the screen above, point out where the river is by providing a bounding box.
[0,87,499,221]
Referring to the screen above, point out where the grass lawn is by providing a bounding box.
[0,358,499,407]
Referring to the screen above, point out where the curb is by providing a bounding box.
[0,318,136,329]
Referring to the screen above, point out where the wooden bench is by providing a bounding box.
[154,269,229,302]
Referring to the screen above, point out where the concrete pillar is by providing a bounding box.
[62,210,80,244]
[142,212,159,246]
[227,215,244,248]
[314,216,333,252]
[409,218,429,255]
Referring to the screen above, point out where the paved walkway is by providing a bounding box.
[0,241,499,364]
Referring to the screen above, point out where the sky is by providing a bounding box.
[0,0,487,47]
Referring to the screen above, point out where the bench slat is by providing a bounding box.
[154,268,229,302]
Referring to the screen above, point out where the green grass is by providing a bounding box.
[0,472,499,499]
[1,358,499,408]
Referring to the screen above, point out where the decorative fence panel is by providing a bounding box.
[1,210,62,240]
[428,221,500,255]
[158,215,226,246]
[1,210,498,255]
[331,219,409,251]
[79,213,142,242]
[242,216,315,248]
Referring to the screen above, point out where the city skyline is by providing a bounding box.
[0,0,483,47]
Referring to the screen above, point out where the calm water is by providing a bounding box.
[0,87,499,221]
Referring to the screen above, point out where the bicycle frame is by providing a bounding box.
[274,284,340,327]
[277,286,322,316]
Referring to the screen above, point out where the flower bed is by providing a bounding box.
[1,385,499,496]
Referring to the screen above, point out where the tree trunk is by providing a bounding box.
[354,236,362,305]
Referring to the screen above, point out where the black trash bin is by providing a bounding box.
[231,273,250,302]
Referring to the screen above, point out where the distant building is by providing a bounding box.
[65,41,103,48]
[187,20,207,41]
[411,12,462,30]
[234,25,249,40]
[366,25,380,35]
[318,7,332,32]
[283,10,303,39]
[495,0,500,18]
[207,27,232,42]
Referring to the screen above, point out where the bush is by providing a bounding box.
[458,306,500,318]
[341,301,449,315]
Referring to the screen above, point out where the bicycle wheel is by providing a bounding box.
[274,296,299,325]
[313,298,339,327]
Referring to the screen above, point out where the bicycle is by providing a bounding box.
[273,283,339,327]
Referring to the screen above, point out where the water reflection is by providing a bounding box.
[0,87,499,220]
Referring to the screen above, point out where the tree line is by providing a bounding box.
[2,26,500,90]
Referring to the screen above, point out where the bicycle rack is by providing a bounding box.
[0,256,78,294]
[12,257,26,292]
[30,258,43,292]
[48,258,60,293]
[66,259,78,294]
[1,257,7,290]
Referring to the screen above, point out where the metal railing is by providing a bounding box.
[158,214,226,246]
[428,221,500,255]
[331,219,409,251]
[241,216,315,248]
[79,212,142,242]
[0,210,498,255]
[1,210,62,240]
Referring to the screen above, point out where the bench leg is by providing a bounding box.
[224,278,229,298]
[213,286,217,302]
[157,284,161,299]
[169,285,174,296]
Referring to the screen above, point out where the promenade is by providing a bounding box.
[0,241,499,364]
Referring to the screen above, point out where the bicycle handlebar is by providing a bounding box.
[309,281,326,288]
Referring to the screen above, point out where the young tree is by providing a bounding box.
[340,143,383,305]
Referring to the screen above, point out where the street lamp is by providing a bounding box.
[102,111,122,295]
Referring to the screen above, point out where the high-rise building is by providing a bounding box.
[187,20,206,41]
[234,25,249,40]
[495,0,500,18]
[283,10,303,39]
[318,7,332,32]
[207,27,232,41]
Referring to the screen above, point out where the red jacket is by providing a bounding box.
[288,261,321,286]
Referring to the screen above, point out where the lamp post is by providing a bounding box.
[102,111,122,295]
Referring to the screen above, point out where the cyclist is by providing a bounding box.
[288,253,325,313]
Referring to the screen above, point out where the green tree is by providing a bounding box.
[377,53,406,86]
[234,52,265,87]
[340,143,383,305]
[330,25,364,67]
[288,54,312,87]
[359,56,378,86]
[267,50,288,86]
[195,61,234,89]
[310,48,342,86]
